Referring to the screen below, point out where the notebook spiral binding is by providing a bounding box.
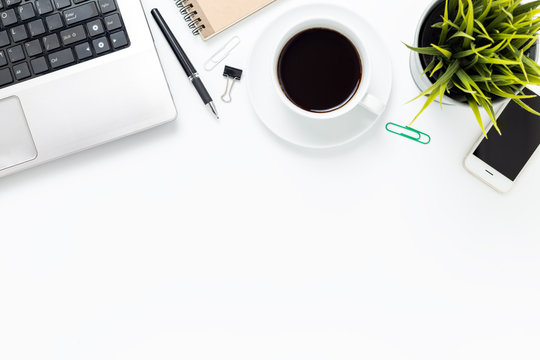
[174,0,206,36]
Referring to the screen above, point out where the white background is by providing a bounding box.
[1,0,539,359]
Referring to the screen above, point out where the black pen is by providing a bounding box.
[151,8,219,119]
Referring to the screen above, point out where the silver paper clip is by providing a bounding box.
[204,36,241,72]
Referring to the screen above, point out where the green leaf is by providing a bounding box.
[514,0,540,15]
[409,60,460,102]
[474,19,494,42]
[456,69,488,101]
[438,80,447,108]
[464,0,475,47]
[517,50,528,81]
[421,59,436,78]
[477,56,521,65]
[430,43,453,58]
[453,81,478,93]
[431,59,445,77]
[513,98,540,115]
[410,85,443,125]
[467,97,487,137]
[478,0,493,22]
[449,31,476,41]
[440,0,451,43]
[403,43,442,56]
[454,43,491,58]
[482,83,535,99]
[478,97,501,135]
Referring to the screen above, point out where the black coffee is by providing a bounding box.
[277,28,362,113]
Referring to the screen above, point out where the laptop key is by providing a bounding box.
[36,0,54,15]
[13,62,31,80]
[64,3,98,26]
[6,0,23,7]
[74,41,92,60]
[0,31,9,47]
[7,45,25,62]
[60,24,86,45]
[48,48,75,69]
[0,51,7,67]
[28,19,46,37]
[54,0,71,10]
[31,56,49,74]
[104,14,121,31]
[86,19,104,36]
[18,3,36,21]
[0,68,13,87]
[110,31,127,49]
[0,9,17,27]
[98,0,116,14]
[25,39,43,57]
[42,34,60,51]
[92,36,110,54]
[10,25,29,43]
[46,13,64,31]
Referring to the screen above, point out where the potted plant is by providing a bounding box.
[407,0,540,136]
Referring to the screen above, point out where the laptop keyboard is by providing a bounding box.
[0,0,130,90]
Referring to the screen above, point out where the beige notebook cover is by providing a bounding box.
[181,0,276,40]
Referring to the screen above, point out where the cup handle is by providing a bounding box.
[359,93,386,116]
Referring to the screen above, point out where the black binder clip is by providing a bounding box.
[221,66,243,103]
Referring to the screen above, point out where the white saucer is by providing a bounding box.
[247,3,393,149]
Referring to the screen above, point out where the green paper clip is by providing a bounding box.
[385,123,431,145]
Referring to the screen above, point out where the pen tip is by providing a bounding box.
[208,102,220,120]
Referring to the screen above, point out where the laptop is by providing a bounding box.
[0,0,177,178]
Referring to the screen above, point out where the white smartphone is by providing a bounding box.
[464,87,540,193]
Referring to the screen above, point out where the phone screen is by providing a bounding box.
[473,88,540,181]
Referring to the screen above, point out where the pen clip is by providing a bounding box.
[385,123,431,145]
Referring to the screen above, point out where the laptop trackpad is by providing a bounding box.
[0,97,37,172]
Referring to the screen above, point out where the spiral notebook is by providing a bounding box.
[174,0,276,40]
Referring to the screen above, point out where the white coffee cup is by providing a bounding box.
[272,18,385,120]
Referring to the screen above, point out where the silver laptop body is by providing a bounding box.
[0,0,177,178]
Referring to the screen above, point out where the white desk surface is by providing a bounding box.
[1,0,539,359]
